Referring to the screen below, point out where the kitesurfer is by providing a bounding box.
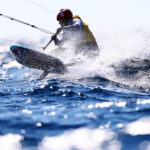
[51,9,99,55]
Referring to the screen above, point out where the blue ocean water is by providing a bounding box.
[1,29,150,150]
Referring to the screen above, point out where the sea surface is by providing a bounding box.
[1,29,150,150]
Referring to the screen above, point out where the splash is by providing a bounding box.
[95,25,150,90]
[1,26,150,90]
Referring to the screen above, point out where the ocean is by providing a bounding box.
[0,27,150,150]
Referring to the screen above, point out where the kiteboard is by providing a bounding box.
[10,45,67,78]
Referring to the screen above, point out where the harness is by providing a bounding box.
[73,15,96,43]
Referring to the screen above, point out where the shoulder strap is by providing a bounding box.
[73,15,81,20]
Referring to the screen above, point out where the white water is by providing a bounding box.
[1,26,150,89]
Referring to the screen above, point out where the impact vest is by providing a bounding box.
[73,15,96,43]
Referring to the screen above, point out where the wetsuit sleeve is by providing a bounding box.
[53,31,70,46]
[53,35,66,46]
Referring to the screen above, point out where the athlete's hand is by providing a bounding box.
[56,28,62,34]
[51,28,62,41]
[51,34,57,41]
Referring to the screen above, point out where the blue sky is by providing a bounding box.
[0,0,150,40]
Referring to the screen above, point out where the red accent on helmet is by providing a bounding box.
[12,49,18,54]
[57,9,73,21]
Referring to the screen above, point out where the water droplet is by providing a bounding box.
[36,122,42,127]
